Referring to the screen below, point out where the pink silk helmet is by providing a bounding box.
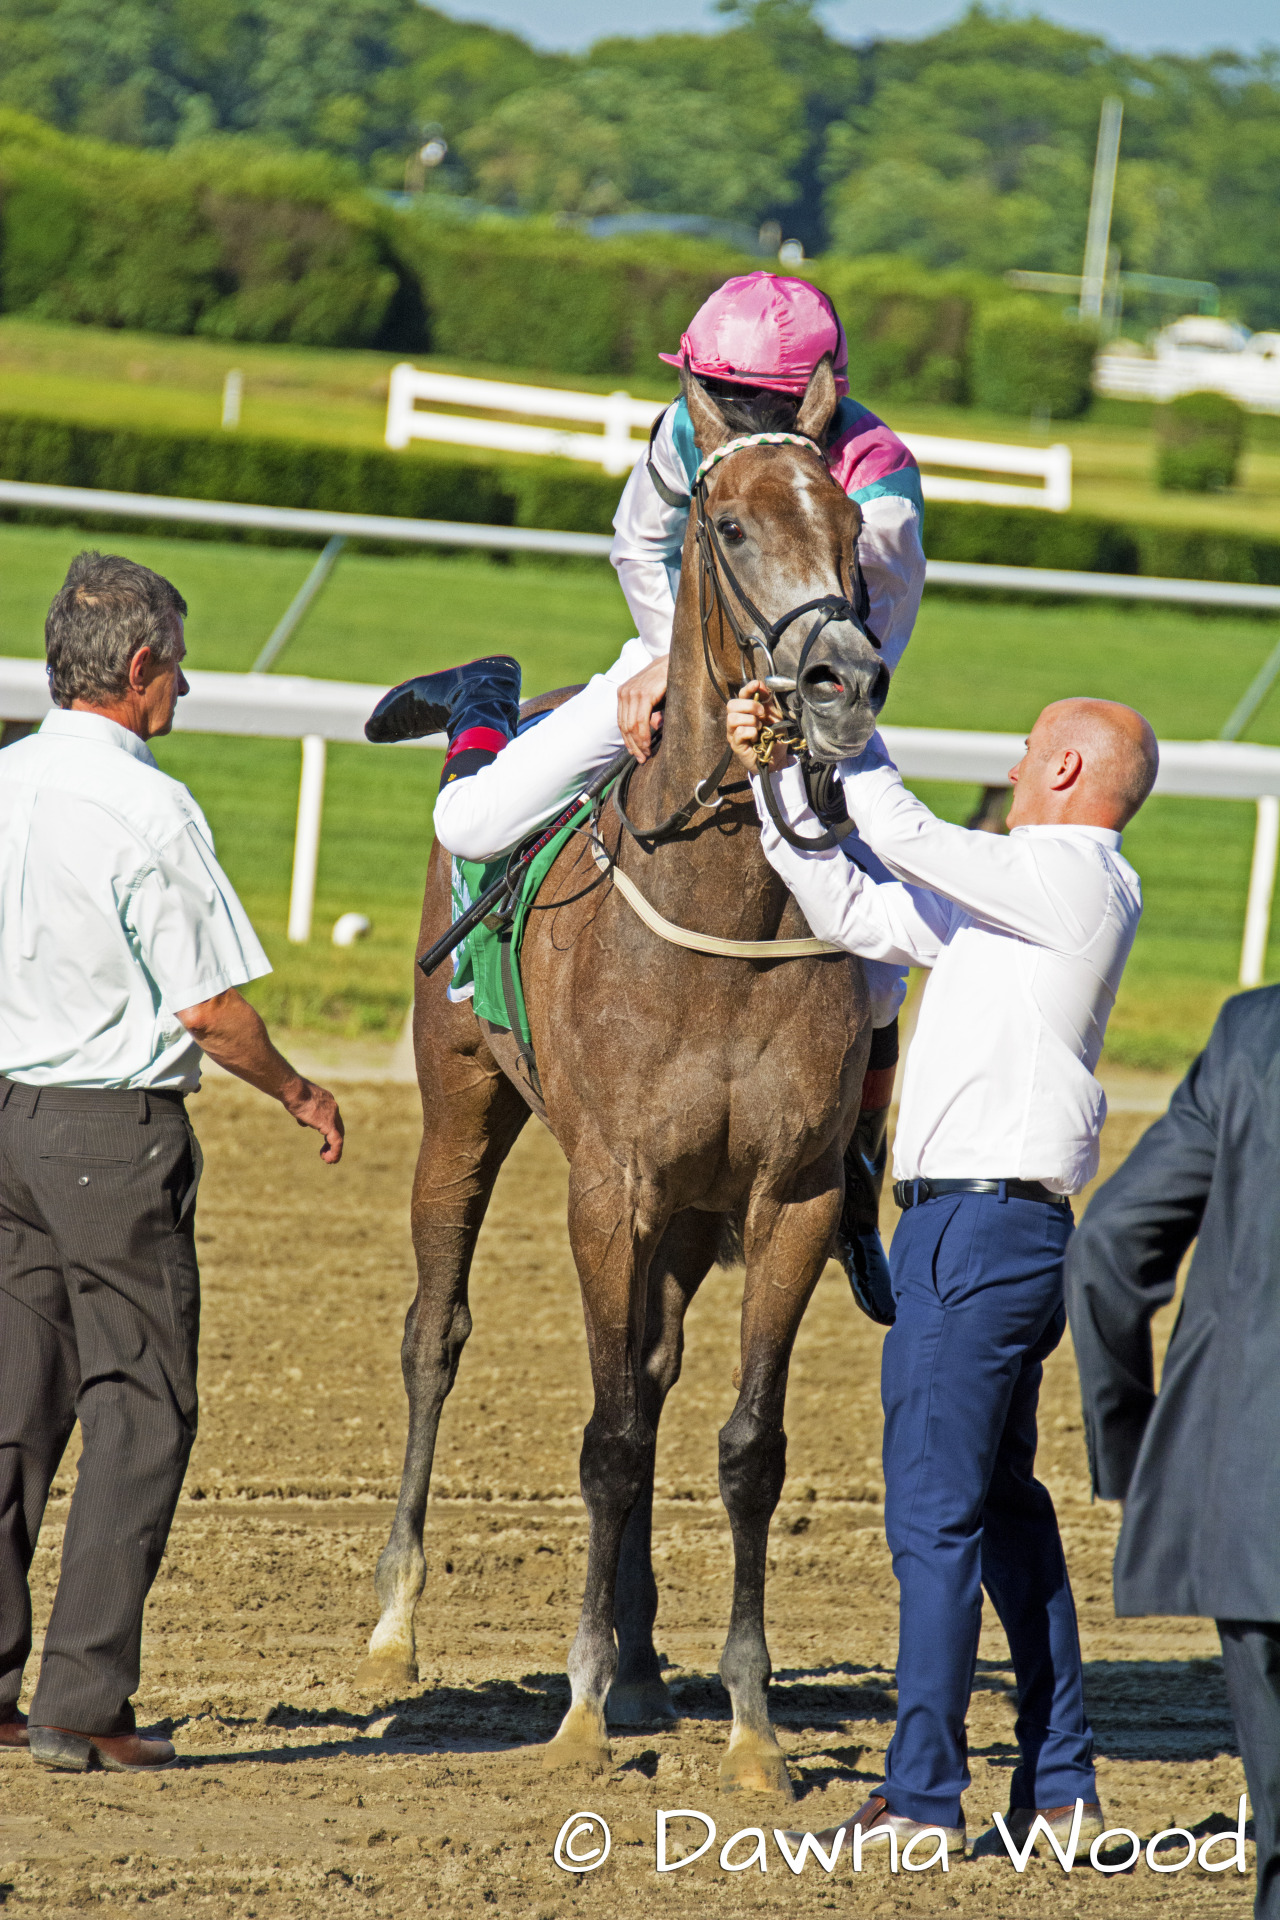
[660,271,849,397]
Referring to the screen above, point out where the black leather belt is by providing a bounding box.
[893,1177,1070,1210]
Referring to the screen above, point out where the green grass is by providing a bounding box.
[3,518,1278,1067]
[7,312,1280,540]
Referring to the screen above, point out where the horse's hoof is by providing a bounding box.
[544,1701,611,1774]
[354,1653,417,1694]
[542,1734,612,1775]
[719,1735,795,1798]
[606,1677,678,1727]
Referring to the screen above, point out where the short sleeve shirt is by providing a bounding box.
[0,709,270,1091]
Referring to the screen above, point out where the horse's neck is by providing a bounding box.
[621,605,793,939]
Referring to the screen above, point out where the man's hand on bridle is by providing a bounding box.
[727,680,794,775]
[617,655,669,762]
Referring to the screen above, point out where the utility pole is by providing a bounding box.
[1080,96,1123,322]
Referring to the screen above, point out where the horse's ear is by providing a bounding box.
[796,351,839,442]
[681,359,732,459]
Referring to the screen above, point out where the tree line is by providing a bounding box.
[1,0,1277,325]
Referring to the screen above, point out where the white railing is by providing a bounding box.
[2,656,1277,987]
[899,434,1071,511]
[383,367,1071,508]
[384,367,664,476]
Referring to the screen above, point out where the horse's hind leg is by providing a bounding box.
[356,1026,529,1692]
[717,1165,843,1796]
[608,1209,722,1728]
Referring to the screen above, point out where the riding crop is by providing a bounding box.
[417,747,635,978]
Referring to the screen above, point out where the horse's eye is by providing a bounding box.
[719,519,746,544]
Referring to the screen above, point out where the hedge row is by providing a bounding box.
[924,503,1280,587]
[5,412,1279,589]
[0,110,1095,413]
[0,412,623,546]
[399,219,746,379]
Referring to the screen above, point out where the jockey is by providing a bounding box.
[366,272,927,1322]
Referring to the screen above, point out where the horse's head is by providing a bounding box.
[682,355,889,763]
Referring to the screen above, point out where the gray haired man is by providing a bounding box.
[0,551,344,1772]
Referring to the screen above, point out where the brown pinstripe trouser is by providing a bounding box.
[0,1077,202,1734]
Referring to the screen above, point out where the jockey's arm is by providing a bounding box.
[610,407,688,759]
[610,407,688,661]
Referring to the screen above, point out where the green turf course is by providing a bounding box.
[3,520,1277,1068]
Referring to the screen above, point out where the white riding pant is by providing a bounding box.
[432,636,906,1029]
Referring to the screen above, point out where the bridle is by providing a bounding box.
[612,430,879,854]
[691,431,880,709]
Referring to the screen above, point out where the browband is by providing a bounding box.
[693,432,824,485]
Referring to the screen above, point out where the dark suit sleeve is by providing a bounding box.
[1065,1016,1227,1499]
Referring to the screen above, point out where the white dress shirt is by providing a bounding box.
[609,407,925,672]
[0,710,270,1092]
[754,742,1143,1194]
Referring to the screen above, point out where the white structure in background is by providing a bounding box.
[384,366,1072,508]
[1096,316,1280,411]
[1,656,1278,986]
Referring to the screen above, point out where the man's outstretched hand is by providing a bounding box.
[617,655,669,761]
[726,680,794,775]
[177,988,345,1163]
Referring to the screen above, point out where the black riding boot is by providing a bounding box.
[365,655,522,782]
[835,1021,898,1326]
[836,1103,895,1325]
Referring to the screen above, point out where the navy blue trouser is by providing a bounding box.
[880,1191,1097,1828]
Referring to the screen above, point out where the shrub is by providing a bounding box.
[1155,391,1247,493]
[400,214,745,377]
[0,414,516,543]
[969,299,1097,418]
[808,255,998,405]
[924,501,1280,587]
[0,113,422,349]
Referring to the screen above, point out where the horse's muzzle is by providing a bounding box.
[797,654,890,763]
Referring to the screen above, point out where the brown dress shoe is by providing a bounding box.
[781,1791,966,1860]
[1005,1801,1105,1853]
[29,1725,177,1772]
[0,1708,29,1749]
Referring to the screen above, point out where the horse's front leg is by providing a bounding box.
[609,1208,722,1727]
[544,1154,664,1774]
[717,1155,843,1796]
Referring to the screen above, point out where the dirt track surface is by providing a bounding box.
[0,1080,1253,1916]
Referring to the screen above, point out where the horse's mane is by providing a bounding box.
[699,376,839,448]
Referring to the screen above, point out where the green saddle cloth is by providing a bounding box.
[447,796,593,1045]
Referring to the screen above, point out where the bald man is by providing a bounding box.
[725,693,1158,1860]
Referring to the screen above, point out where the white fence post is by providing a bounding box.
[602,391,636,476]
[221,369,243,431]
[384,363,415,451]
[287,734,327,944]
[1043,444,1073,513]
[1240,795,1280,987]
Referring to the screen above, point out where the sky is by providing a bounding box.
[436,0,1276,58]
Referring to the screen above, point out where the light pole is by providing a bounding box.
[1080,96,1123,323]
